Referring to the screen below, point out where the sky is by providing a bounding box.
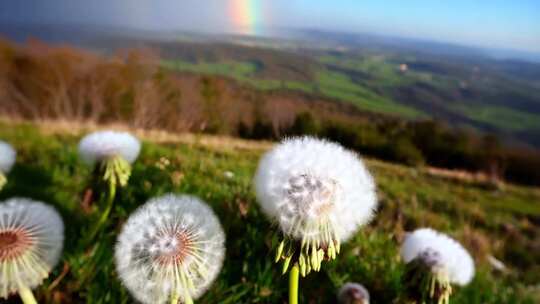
[0,0,539,52]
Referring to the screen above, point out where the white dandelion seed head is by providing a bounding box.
[0,141,16,174]
[338,282,370,304]
[254,136,377,243]
[0,198,64,299]
[115,194,226,304]
[400,228,475,286]
[78,131,141,166]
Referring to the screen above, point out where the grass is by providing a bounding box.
[318,54,429,87]
[161,54,540,140]
[318,54,540,134]
[452,104,540,132]
[161,60,259,80]
[161,59,424,118]
[0,120,539,303]
[315,69,424,118]
[161,59,313,92]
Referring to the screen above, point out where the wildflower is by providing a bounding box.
[0,141,16,191]
[223,171,234,179]
[0,198,64,303]
[155,157,171,170]
[255,137,377,274]
[78,130,141,245]
[115,194,225,304]
[401,228,475,304]
[78,130,140,188]
[254,136,377,304]
[338,282,370,304]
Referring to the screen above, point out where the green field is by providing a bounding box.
[161,59,424,118]
[315,69,424,118]
[161,59,313,92]
[0,120,539,303]
[452,104,540,132]
[162,52,540,140]
[317,54,540,136]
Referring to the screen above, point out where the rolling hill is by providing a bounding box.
[2,23,540,147]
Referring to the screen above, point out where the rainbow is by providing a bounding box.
[229,0,263,35]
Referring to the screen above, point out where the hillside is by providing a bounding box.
[158,41,540,147]
[2,39,540,187]
[2,24,540,146]
[0,120,539,303]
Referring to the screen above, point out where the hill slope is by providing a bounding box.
[159,42,540,146]
[2,24,540,146]
[0,120,538,303]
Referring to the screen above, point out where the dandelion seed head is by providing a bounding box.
[0,141,16,174]
[78,131,141,166]
[401,228,475,286]
[223,171,234,179]
[115,194,225,304]
[254,136,377,243]
[0,198,64,299]
[338,282,370,304]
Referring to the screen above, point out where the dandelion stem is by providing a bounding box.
[84,176,116,245]
[0,172,6,191]
[289,263,300,304]
[185,295,194,304]
[18,285,37,304]
[170,291,180,304]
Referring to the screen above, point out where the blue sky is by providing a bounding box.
[0,0,539,52]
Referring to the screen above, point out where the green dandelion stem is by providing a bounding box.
[18,285,37,304]
[84,174,117,245]
[170,291,180,304]
[0,172,6,191]
[289,263,300,304]
[184,295,194,304]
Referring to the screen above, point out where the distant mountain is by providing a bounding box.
[276,28,540,64]
[278,28,485,57]
[486,48,540,64]
[2,22,539,63]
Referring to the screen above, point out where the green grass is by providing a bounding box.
[162,59,424,118]
[162,60,259,80]
[0,121,538,303]
[315,69,424,118]
[452,104,540,132]
[318,54,426,87]
[318,54,540,134]
[161,59,313,92]
[162,58,317,93]
[161,55,540,139]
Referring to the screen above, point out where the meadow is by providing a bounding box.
[161,52,540,137]
[161,59,423,119]
[0,119,538,303]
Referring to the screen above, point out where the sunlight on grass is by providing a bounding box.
[0,121,538,303]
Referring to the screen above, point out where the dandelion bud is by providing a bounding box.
[401,228,475,304]
[0,141,16,191]
[338,283,370,304]
[254,137,377,275]
[0,198,64,301]
[78,131,141,188]
[115,194,225,304]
